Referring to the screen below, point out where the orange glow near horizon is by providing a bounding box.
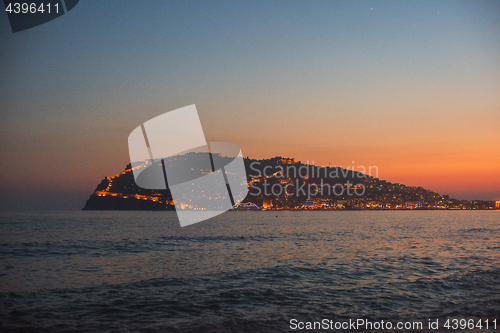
[1,1,499,211]
[235,129,500,201]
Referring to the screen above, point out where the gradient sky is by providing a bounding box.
[0,0,499,210]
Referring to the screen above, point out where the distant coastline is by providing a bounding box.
[83,156,498,211]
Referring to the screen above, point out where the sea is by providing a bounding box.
[0,210,499,332]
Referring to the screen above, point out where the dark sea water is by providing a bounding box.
[0,211,499,332]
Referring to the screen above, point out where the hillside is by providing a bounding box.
[83,156,495,210]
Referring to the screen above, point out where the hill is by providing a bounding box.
[83,155,495,210]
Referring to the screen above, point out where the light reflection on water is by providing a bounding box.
[0,210,499,332]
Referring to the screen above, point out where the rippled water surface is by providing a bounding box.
[0,211,499,332]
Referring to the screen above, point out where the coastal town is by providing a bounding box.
[84,155,499,211]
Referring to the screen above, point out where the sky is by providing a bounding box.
[0,0,499,210]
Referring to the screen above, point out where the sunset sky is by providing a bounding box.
[1,0,499,210]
